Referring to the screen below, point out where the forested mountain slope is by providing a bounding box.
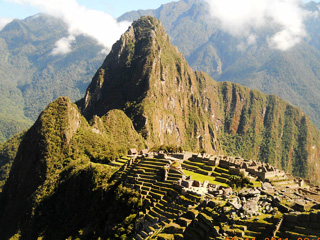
[119,0,320,130]
[0,14,104,142]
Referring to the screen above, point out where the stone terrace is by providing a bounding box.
[109,152,320,239]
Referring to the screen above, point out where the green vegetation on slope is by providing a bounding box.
[0,97,146,239]
[119,0,320,131]
[0,14,104,142]
[0,132,25,191]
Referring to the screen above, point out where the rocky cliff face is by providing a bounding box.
[80,17,220,153]
[79,16,320,183]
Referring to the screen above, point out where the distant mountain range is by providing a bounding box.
[1,0,320,143]
[0,14,104,142]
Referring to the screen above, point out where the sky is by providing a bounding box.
[0,0,179,54]
[0,0,178,19]
[0,0,317,20]
[0,0,319,54]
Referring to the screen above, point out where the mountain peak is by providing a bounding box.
[79,16,216,152]
[81,16,171,118]
[80,15,182,120]
[109,16,168,60]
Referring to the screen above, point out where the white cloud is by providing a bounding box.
[8,0,131,54]
[51,35,75,55]
[206,0,312,51]
[0,17,13,31]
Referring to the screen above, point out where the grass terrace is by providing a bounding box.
[250,181,262,188]
[183,169,229,187]
[110,156,130,167]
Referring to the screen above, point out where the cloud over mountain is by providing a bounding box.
[206,0,313,50]
[9,0,131,54]
[0,17,13,31]
[51,35,75,55]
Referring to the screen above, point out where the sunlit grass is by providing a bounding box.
[183,169,229,187]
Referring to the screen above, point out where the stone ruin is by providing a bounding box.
[179,153,287,182]
[121,150,320,239]
[173,175,232,198]
[217,156,286,181]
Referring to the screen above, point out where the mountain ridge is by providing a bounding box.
[118,0,320,131]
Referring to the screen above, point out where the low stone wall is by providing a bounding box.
[284,211,320,224]
[229,166,248,177]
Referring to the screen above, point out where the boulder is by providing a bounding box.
[238,188,260,198]
[242,199,259,215]
[228,197,242,210]
[193,180,201,187]
[176,217,192,227]
[207,201,216,208]
[262,182,273,190]
[272,196,281,203]
[186,209,199,220]
[223,187,233,196]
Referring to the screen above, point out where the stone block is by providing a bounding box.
[284,214,298,223]
[297,213,309,222]
[310,212,318,222]
[208,160,216,166]
[293,203,305,212]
